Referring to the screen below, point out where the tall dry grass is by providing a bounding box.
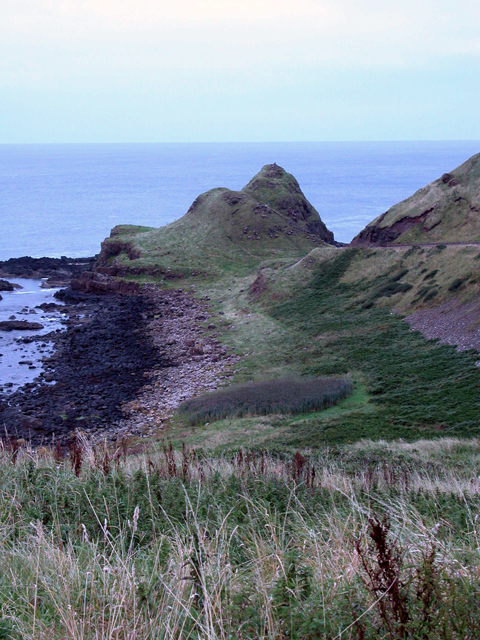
[0,436,480,638]
[179,377,353,425]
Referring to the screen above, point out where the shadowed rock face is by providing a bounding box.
[241,163,334,243]
[352,152,480,246]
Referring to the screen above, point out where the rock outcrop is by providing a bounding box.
[0,320,44,331]
[71,271,141,295]
[0,256,96,286]
[0,279,15,292]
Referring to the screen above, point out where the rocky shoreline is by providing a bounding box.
[0,261,238,445]
[0,255,96,287]
[118,285,240,437]
[0,289,159,443]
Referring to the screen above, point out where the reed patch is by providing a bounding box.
[179,377,353,425]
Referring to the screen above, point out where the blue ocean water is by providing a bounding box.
[0,142,479,260]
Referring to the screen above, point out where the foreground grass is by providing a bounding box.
[2,436,480,638]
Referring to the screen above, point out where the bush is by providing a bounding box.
[423,289,439,302]
[373,281,413,299]
[449,278,466,292]
[179,377,353,425]
[392,268,409,282]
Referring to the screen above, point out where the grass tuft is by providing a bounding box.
[448,277,466,292]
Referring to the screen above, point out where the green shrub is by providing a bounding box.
[373,281,413,298]
[449,278,466,292]
[392,268,409,281]
[423,289,439,302]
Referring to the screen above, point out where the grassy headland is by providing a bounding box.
[352,152,480,245]
[95,164,333,282]
[80,162,480,451]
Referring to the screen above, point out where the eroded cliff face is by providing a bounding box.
[351,153,480,246]
[351,208,442,247]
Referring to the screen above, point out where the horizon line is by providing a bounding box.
[1,139,479,146]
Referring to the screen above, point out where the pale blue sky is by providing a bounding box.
[1,0,479,142]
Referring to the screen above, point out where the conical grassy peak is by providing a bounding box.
[242,163,334,242]
[96,163,335,279]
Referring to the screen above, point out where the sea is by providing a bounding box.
[1,141,479,260]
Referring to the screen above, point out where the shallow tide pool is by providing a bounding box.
[0,279,66,393]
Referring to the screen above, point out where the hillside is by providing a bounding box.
[95,163,335,281]
[352,151,480,246]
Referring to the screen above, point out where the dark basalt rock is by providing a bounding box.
[0,279,15,292]
[71,271,141,295]
[0,291,165,444]
[0,320,44,331]
[35,302,65,312]
[0,256,96,285]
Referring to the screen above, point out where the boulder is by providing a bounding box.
[0,320,44,331]
[0,279,15,292]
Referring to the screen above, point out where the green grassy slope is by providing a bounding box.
[88,161,480,450]
[352,152,480,245]
[165,244,480,450]
[265,249,480,444]
[96,164,334,281]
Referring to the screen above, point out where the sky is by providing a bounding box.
[1,0,479,143]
